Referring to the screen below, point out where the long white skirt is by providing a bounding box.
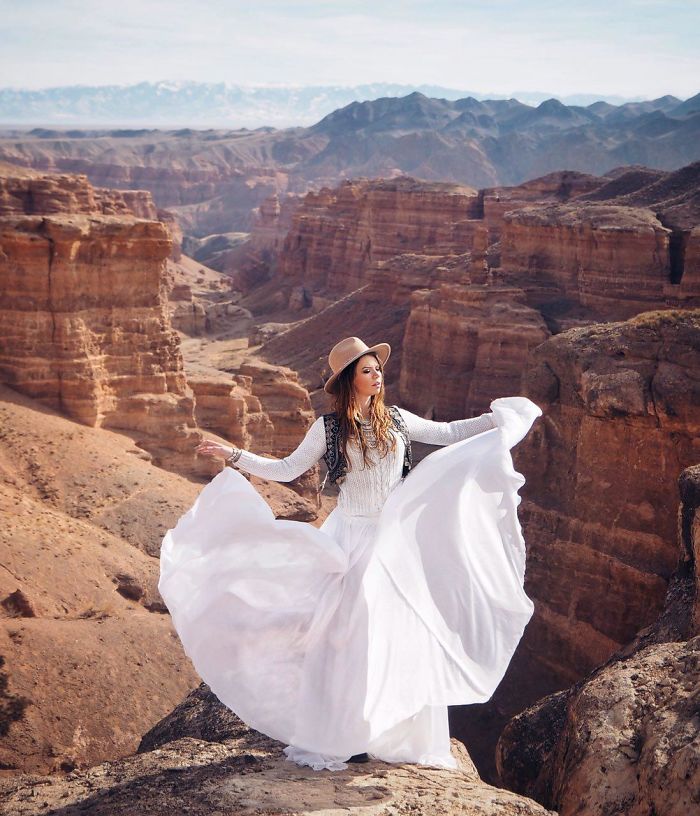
[158,396,542,771]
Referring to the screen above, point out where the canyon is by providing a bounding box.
[0,141,699,815]
[249,161,700,779]
[0,165,323,777]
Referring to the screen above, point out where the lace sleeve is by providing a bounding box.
[397,406,497,446]
[232,416,326,482]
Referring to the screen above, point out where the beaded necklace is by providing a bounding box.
[358,418,378,448]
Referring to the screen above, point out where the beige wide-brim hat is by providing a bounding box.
[324,336,391,394]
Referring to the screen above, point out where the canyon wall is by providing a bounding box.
[254,170,700,783]
[0,167,320,485]
[497,460,700,815]
[499,203,700,319]
[0,150,285,235]
[276,176,483,298]
[0,206,198,472]
[188,360,319,508]
[450,307,700,784]
[518,309,700,680]
[398,285,550,418]
[270,170,700,325]
[224,191,304,291]
[263,171,700,428]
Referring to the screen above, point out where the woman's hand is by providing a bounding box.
[195,439,236,461]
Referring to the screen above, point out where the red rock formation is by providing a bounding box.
[496,463,700,816]
[157,207,183,260]
[188,360,319,508]
[276,176,482,300]
[445,308,700,786]
[517,309,700,681]
[497,203,700,319]
[0,166,200,471]
[399,285,550,418]
[684,226,700,302]
[0,165,161,219]
[481,169,607,243]
[371,248,489,302]
[0,145,286,233]
[227,191,304,291]
[265,167,700,331]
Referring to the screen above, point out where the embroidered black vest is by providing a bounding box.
[320,405,412,489]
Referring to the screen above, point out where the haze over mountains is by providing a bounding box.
[0,80,671,129]
[2,89,698,234]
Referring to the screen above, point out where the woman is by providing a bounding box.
[158,336,542,772]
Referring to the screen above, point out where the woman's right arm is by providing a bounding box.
[206,416,327,483]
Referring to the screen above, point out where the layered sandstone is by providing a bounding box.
[496,464,700,815]
[443,308,700,785]
[0,162,182,260]
[265,168,700,330]
[261,171,609,311]
[0,165,159,219]
[226,191,304,291]
[276,176,484,300]
[481,169,607,243]
[0,211,199,472]
[516,309,700,682]
[188,360,319,508]
[399,285,550,418]
[0,140,286,234]
[246,170,700,787]
[498,203,700,319]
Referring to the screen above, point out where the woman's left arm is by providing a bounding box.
[397,406,497,445]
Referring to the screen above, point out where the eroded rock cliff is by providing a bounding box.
[0,211,199,471]
[518,309,700,682]
[275,176,482,301]
[496,461,700,816]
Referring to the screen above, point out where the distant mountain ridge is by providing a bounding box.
[1,90,698,221]
[299,91,700,185]
[310,91,696,135]
[0,80,676,129]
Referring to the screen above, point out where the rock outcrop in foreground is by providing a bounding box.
[0,683,557,816]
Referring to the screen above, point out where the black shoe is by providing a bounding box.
[347,752,369,763]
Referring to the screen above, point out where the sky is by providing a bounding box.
[0,0,698,100]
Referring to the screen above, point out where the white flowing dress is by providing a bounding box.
[158,396,542,771]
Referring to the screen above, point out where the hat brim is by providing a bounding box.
[323,343,391,394]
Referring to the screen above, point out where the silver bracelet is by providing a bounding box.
[225,447,243,467]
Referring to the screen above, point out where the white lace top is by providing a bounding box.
[232,407,497,516]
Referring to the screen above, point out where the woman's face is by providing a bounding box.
[352,353,383,400]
